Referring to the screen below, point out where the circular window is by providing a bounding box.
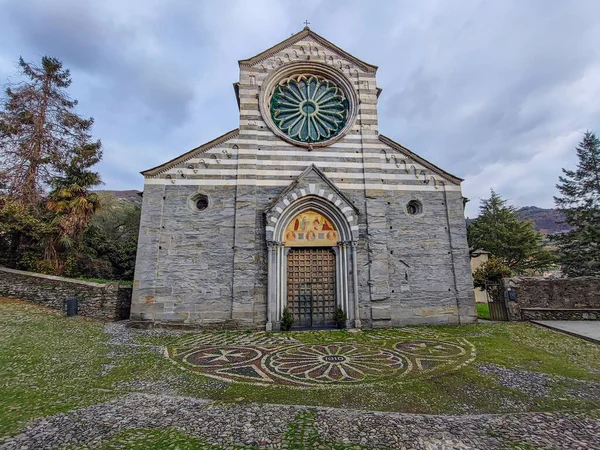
[196,197,208,211]
[189,193,209,212]
[406,200,423,215]
[270,74,348,144]
[259,62,359,148]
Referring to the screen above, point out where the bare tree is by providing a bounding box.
[0,56,100,206]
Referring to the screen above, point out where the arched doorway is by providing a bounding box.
[284,210,338,328]
[266,193,359,331]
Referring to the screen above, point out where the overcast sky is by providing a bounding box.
[1,0,599,217]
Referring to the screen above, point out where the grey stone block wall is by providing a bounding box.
[131,178,475,328]
[131,184,239,327]
[502,276,600,321]
[0,268,131,320]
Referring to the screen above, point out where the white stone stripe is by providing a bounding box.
[232,139,386,150]
[238,130,380,142]
[178,159,423,170]
[239,120,267,126]
[235,148,392,157]
[167,168,440,181]
[144,178,461,191]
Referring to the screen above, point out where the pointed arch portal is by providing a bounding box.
[266,194,359,330]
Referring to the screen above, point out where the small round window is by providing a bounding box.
[195,196,209,211]
[406,200,422,215]
[189,193,209,212]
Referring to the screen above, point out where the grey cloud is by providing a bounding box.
[2,0,206,128]
[1,0,599,218]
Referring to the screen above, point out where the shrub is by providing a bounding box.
[473,256,512,291]
[333,307,347,328]
[281,308,294,331]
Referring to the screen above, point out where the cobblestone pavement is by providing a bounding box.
[1,393,598,449]
[477,363,600,400]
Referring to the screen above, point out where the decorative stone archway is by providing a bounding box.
[265,169,360,330]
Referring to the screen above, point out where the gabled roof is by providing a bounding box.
[141,129,239,177]
[239,27,378,74]
[379,135,464,184]
[265,164,359,214]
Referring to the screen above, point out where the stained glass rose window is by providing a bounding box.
[270,75,348,144]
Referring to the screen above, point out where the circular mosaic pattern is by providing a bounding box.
[270,74,348,144]
[167,333,475,388]
[183,346,261,368]
[265,344,408,385]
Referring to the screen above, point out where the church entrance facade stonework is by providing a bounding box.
[131,27,476,330]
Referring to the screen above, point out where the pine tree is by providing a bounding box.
[0,56,100,206]
[468,189,556,274]
[552,131,600,276]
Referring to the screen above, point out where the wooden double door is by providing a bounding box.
[286,247,337,328]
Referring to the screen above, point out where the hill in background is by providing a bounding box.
[515,206,570,235]
[465,206,570,235]
[95,190,142,205]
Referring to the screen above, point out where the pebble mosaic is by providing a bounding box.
[167,331,476,387]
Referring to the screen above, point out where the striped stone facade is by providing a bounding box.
[131,28,476,329]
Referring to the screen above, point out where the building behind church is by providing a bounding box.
[131,27,476,330]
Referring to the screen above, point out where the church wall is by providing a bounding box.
[131,183,238,327]
[131,184,163,321]
[384,190,474,326]
[131,30,476,329]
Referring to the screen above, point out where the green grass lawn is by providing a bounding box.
[76,277,134,286]
[1,298,599,442]
[477,302,490,319]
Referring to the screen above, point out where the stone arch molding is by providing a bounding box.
[266,189,359,243]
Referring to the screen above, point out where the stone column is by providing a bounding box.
[266,240,275,331]
[337,242,346,317]
[333,246,342,309]
[283,245,290,315]
[337,241,354,322]
[342,241,351,316]
[273,241,286,330]
[351,240,361,328]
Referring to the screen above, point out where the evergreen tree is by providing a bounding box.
[552,131,600,276]
[468,189,555,274]
[0,56,100,206]
[45,143,103,274]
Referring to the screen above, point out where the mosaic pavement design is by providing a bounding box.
[166,330,476,387]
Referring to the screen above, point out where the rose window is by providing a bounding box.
[270,75,348,144]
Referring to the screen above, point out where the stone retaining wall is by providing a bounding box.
[0,267,131,320]
[502,276,600,321]
[520,309,600,321]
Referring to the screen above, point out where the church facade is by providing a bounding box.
[131,28,476,330]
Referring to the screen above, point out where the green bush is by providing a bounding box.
[333,307,347,328]
[281,308,294,331]
[473,256,511,290]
